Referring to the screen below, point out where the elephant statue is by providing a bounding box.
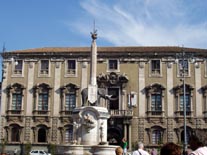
[81,88,112,106]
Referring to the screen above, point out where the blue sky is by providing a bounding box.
[0,0,207,52]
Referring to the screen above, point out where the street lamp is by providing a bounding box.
[176,49,195,154]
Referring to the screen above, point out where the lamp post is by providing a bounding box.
[176,50,194,154]
[181,51,187,154]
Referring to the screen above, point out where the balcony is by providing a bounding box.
[6,110,23,115]
[175,111,192,117]
[40,69,49,74]
[60,110,73,116]
[147,110,164,117]
[32,110,50,116]
[109,109,133,117]
[32,110,50,122]
[6,110,23,122]
[67,69,76,75]
[13,69,22,74]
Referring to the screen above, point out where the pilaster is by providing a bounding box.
[138,62,145,116]
[195,64,202,117]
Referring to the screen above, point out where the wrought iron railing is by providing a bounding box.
[109,109,133,117]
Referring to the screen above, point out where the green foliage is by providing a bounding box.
[48,143,56,155]
[24,142,32,155]
[0,139,7,153]
[131,141,138,151]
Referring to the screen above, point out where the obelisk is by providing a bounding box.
[88,30,98,105]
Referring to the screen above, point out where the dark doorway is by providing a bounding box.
[38,128,46,142]
[11,126,20,142]
[107,127,122,145]
[108,88,119,110]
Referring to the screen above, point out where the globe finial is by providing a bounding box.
[91,20,97,40]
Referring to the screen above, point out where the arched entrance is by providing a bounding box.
[107,127,122,145]
[38,128,46,142]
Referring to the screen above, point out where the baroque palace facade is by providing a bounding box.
[1,46,207,151]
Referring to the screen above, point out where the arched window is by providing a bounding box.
[65,125,73,143]
[38,88,49,111]
[148,126,164,145]
[173,84,193,116]
[60,83,79,115]
[11,125,20,142]
[145,83,165,116]
[181,128,192,144]
[33,83,52,114]
[12,88,22,110]
[107,128,122,146]
[152,130,162,144]
[6,83,24,114]
[38,127,47,142]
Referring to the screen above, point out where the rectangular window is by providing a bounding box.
[151,94,162,115]
[180,94,190,115]
[65,93,76,111]
[67,60,76,75]
[179,60,189,76]
[108,59,118,70]
[12,92,22,110]
[38,91,48,111]
[151,60,160,75]
[40,60,49,74]
[14,60,23,74]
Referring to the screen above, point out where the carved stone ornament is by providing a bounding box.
[167,62,173,68]
[55,62,60,68]
[83,113,96,133]
[139,62,144,68]
[29,62,33,68]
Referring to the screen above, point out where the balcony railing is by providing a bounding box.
[40,69,49,74]
[146,110,165,118]
[175,111,192,117]
[33,110,49,115]
[60,110,73,116]
[67,69,76,75]
[6,110,22,115]
[13,69,22,74]
[109,109,133,117]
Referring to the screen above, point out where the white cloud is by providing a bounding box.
[70,0,207,48]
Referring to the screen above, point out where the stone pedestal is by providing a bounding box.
[73,106,110,145]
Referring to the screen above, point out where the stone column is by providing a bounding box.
[124,124,127,139]
[128,124,132,151]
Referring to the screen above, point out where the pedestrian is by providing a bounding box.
[150,148,157,155]
[188,134,207,155]
[132,142,149,155]
[115,146,123,155]
[14,148,18,155]
[160,142,181,155]
[122,137,128,155]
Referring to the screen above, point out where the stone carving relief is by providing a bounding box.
[139,62,145,68]
[82,113,96,133]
